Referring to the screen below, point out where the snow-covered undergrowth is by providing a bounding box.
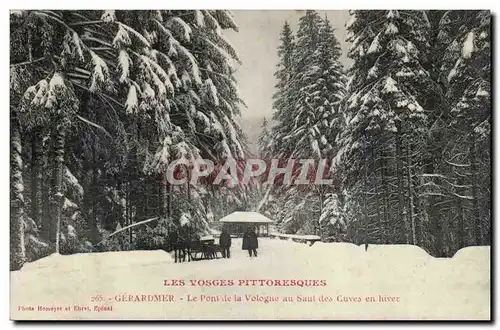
[11,239,489,320]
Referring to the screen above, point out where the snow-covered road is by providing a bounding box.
[10,238,490,320]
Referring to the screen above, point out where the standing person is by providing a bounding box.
[242,226,259,257]
[219,227,232,258]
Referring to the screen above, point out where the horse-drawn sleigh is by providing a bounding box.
[168,230,223,263]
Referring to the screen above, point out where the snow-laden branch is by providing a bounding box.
[10,57,45,68]
[76,115,112,138]
[96,217,160,245]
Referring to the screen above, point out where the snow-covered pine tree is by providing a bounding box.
[285,12,347,235]
[110,10,203,243]
[313,16,347,236]
[406,10,492,255]
[284,10,329,160]
[337,10,434,247]
[317,16,347,147]
[444,10,491,247]
[12,10,117,253]
[270,21,295,158]
[129,10,247,243]
[257,117,272,159]
[10,106,27,270]
[413,10,458,254]
[10,10,249,258]
[263,11,347,237]
[183,10,250,227]
[256,22,295,226]
[109,10,249,241]
[268,12,325,234]
[175,10,247,162]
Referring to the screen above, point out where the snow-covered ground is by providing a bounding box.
[270,233,321,240]
[10,239,490,320]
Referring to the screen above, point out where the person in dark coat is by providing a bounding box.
[219,228,232,258]
[242,226,258,257]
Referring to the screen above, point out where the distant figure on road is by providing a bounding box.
[219,228,232,258]
[242,226,258,257]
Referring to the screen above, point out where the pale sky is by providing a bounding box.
[224,10,351,151]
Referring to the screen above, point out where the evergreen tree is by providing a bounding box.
[10,10,248,266]
[10,107,27,270]
[336,10,435,246]
[257,117,272,159]
[282,11,327,159]
[442,10,491,248]
[262,11,347,236]
[271,21,295,158]
[328,10,491,256]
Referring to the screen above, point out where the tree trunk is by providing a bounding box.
[371,146,382,238]
[52,124,66,254]
[424,131,445,256]
[187,168,191,201]
[318,186,324,237]
[456,188,465,249]
[167,180,172,220]
[362,156,369,248]
[30,128,44,229]
[406,142,416,245]
[380,152,390,243]
[158,174,162,218]
[92,143,98,231]
[127,181,133,247]
[428,173,442,256]
[113,174,123,230]
[395,127,409,244]
[41,155,51,241]
[144,178,149,218]
[10,109,26,270]
[469,135,482,246]
[160,172,171,221]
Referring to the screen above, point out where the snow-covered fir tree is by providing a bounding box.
[336,10,437,247]
[325,10,491,256]
[270,21,295,158]
[10,10,248,268]
[281,11,329,159]
[257,117,272,159]
[261,11,347,237]
[439,10,491,249]
[9,10,491,268]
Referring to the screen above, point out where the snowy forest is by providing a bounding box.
[10,10,253,270]
[258,10,491,258]
[10,10,491,271]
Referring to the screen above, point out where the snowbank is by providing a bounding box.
[20,250,174,273]
[270,233,321,240]
[363,244,430,261]
[311,241,362,257]
[453,245,490,261]
[10,239,489,320]
[362,244,430,272]
[448,246,490,285]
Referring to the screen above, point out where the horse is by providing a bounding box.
[169,228,190,263]
[170,225,201,263]
[201,243,218,260]
[169,225,222,262]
